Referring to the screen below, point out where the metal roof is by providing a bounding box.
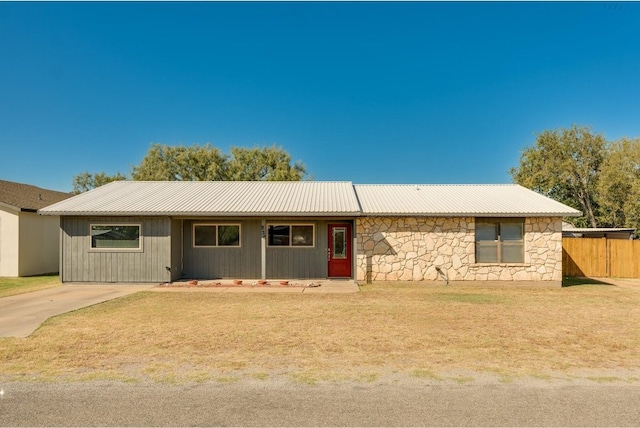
[39,181,362,216]
[353,184,582,217]
[39,181,581,218]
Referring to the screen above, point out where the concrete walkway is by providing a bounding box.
[0,284,153,338]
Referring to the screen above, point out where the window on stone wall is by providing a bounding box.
[475,218,524,263]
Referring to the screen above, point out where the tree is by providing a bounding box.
[131,143,229,181]
[72,171,127,194]
[597,137,640,229]
[510,125,607,227]
[227,145,306,181]
[72,143,307,192]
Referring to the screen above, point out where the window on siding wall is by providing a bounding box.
[193,224,241,247]
[90,224,141,250]
[268,224,314,247]
[475,218,524,263]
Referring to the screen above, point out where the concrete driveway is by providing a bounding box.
[0,284,153,338]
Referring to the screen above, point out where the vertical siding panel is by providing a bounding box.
[170,219,182,281]
[60,216,170,283]
[79,218,85,281]
[266,221,331,279]
[182,219,261,279]
[147,218,154,282]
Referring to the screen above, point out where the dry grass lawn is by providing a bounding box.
[1,281,639,383]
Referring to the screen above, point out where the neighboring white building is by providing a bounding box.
[0,180,71,277]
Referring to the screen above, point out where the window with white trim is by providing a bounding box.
[193,224,241,247]
[90,224,141,250]
[475,218,524,263]
[267,224,314,247]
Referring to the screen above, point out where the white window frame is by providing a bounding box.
[89,223,142,251]
[192,223,241,248]
[267,223,316,248]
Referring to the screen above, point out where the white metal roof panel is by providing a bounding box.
[354,184,581,217]
[39,181,361,216]
[40,181,581,218]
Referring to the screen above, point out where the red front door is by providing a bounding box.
[328,224,352,278]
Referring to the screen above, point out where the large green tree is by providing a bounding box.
[131,143,228,181]
[72,171,127,194]
[510,125,607,227]
[72,143,306,191]
[227,145,306,181]
[597,137,640,229]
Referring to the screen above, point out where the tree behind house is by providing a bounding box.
[510,125,606,228]
[72,143,307,192]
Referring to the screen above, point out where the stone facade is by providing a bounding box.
[356,216,563,282]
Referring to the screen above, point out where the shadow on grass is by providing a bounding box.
[562,277,614,287]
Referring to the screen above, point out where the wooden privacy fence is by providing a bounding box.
[562,237,640,278]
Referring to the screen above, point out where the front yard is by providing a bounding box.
[1,280,639,383]
[0,274,60,298]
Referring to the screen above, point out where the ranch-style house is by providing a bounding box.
[39,181,581,284]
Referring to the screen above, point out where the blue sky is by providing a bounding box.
[2,2,640,192]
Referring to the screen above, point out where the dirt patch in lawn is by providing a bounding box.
[1,281,639,383]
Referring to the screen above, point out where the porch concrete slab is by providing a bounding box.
[0,284,154,338]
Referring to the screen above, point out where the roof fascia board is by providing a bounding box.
[0,201,20,212]
[45,211,363,217]
[360,212,582,217]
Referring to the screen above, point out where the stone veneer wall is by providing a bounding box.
[356,216,563,282]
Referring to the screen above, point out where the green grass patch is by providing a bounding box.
[410,369,442,380]
[586,376,624,383]
[433,292,503,304]
[250,372,270,381]
[0,274,60,298]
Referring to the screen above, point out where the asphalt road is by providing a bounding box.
[2,380,639,426]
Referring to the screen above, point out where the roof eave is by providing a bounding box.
[42,211,363,217]
[0,201,20,212]
[361,212,582,217]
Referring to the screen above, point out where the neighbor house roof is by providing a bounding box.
[354,184,582,217]
[562,221,635,233]
[39,181,581,218]
[0,179,71,212]
[38,181,362,216]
